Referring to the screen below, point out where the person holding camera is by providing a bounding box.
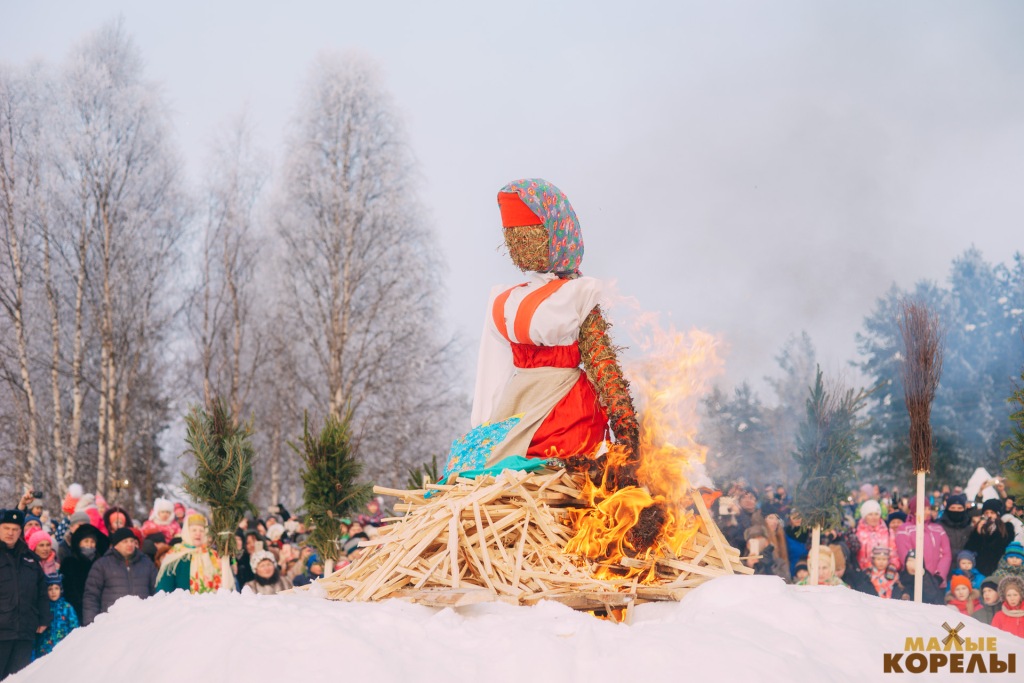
[965,499,1013,577]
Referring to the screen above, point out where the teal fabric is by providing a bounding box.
[428,415,523,498]
[456,455,551,480]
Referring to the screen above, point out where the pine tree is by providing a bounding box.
[793,367,866,532]
[182,400,257,559]
[295,411,372,568]
[1003,362,1024,477]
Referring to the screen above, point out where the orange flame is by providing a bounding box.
[564,321,724,582]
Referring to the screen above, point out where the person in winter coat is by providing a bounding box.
[895,550,945,605]
[990,575,1024,638]
[965,499,1013,577]
[32,574,78,661]
[861,546,900,599]
[938,494,974,573]
[945,574,981,616]
[0,509,49,679]
[243,550,293,595]
[236,530,263,590]
[141,498,180,544]
[155,513,222,594]
[82,528,158,625]
[894,507,951,587]
[950,549,984,590]
[993,541,1024,580]
[856,500,899,571]
[292,554,324,587]
[56,511,90,563]
[58,523,109,624]
[795,546,848,587]
[784,510,809,577]
[973,576,1002,626]
[26,530,59,576]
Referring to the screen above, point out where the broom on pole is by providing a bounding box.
[897,299,944,603]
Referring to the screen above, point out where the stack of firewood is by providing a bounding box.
[312,467,752,610]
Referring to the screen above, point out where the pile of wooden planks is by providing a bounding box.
[315,467,752,608]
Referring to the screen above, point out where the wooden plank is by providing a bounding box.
[692,491,735,575]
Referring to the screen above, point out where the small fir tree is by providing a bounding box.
[1003,362,1024,477]
[793,367,866,584]
[405,454,441,491]
[295,411,373,569]
[182,399,257,561]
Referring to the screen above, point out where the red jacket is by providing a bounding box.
[991,605,1024,638]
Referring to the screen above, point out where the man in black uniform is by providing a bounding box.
[0,508,49,679]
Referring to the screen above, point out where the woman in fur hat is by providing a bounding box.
[435,179,640,485]
[155,513,221,594]
[59,523,108,623]
[990,575,1024,638]
[243,550,292,595]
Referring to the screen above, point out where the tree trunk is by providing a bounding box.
[42,222,67,489]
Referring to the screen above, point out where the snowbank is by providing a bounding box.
[16,576,1024,682]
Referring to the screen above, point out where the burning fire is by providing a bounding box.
[564,322,724,582]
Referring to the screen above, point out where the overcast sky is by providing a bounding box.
[4,0,1023,399]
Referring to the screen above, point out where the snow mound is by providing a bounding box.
[16,576,1024,682]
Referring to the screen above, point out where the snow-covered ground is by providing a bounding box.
[15,576,1024,682]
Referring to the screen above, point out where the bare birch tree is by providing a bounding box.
[274,52,462,485]
[188,115,266,420]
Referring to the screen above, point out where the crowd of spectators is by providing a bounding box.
[712,478,1024,638]
[0,484,388,679]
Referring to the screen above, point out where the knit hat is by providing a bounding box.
[950,574,972,594]
[250,549,277,572]
[793,560,809,574]
[981,576,1000,592]
[1005,541,1024,561]
[45,573,62,586]
[152,498,174,517]
[956,549,977,565]
[109,527,137,548]
[74,493,96,512]
[860,499,882,518]
[265,523,285,542]
[27,530,53,552]
[24,514,42,529]
[173,502,185,515]
[743,525,767,542]
[306,553,322,572]
[62,483,83,515]
[886,511,907,525]
[946,493,967,508]
[29,498,44,510]
[0,509,24,527]
[871,546,891,557]
[68,511,90,526]
[981,498,1003,514]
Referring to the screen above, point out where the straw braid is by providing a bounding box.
[579,305,639,452]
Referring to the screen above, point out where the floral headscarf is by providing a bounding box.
[498,178,584,275]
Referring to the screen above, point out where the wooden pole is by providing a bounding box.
[914,473,925,603]
[809,525,821,585]
[325,558,335,576]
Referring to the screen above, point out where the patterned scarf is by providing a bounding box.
[499,179,583,275]
[157,543,222,594]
